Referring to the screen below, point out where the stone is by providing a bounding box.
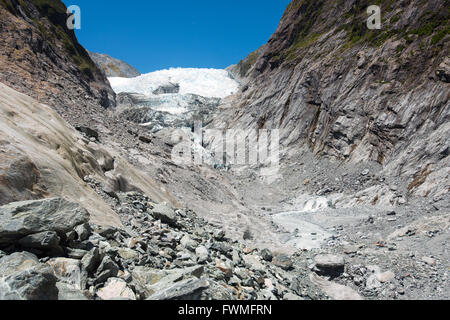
[75,126,99,140]
[81,248,102,274]
[314,254,345,276]
[180,234,198,252]
[97,226,118,239]
[96,255,119,279]
[272,254,293,271]
[75,223,92,241]
[152,204,177,226]
[366,274,382,290]
[147,278,209,300]
[215,259,233,278]
[195,245,209,263]
[213,229,226,241]
[131,266,204,299]
[422,256,436,266]
[343,245,359,255]
[18,231,60,250]
[211,242,232,255]
[283,292,304,300]
[46,258,83,290]
[0,252,58,300]
[0,198,89,244]
[242,254,265,272]
[117,248,139,260]
[56,282,88,300]
[65,248,88,259]
[310,273,363,300]
[97,278,136,300]
[260,248,273,262]
[377,271,395,283]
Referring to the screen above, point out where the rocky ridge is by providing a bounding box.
[89,52,141,78]
[0,0,115,110]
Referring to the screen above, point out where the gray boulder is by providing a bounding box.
[56,282,88,300]
[195,245,209,263]
[314,254,345,277]
[74,223,92,241]
[0,252,58,300]
[95,255,119,283]
[272,254,293,270]
[18,231,60,250]
[146,278,209,300]
[151,204,177,226]
[260,248,273,262]
[81,247,102,274]
[0,198,89,245]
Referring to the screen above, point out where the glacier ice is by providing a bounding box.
[109,67,239,99]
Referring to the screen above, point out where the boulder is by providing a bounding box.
[180,235,198,252]
[117,248,139,260]
[0,198,89,245]
[81,247,102,274]
[260,248,273,262]
[74,223,92,241]
[272,254,293,270]
[95,255,119,283]
[310,273,363,300]
[97,278,136,300]
[314,254,345,276]
[195,245,209,263]
[75,126,99,140]
[46,258,83,290]
[0,252,58,300]
[131,266,204,299]
[18,231,60,250]
[151,204,177,226]
[242,254,265,272]
[56,282,88,300]
[147,278,209,300]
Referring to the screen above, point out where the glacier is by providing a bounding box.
[109,67,239,99]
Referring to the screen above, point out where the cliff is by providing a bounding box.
[0,0,116,112]
[211,0,449,198]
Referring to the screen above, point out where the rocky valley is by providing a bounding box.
[0,0,448,301]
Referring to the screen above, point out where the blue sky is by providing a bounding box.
[62,0,291,73]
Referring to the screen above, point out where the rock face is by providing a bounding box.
[211,0,449,199]
[89,52,141,78]
[0,0,115,110]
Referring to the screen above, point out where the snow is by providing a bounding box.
[109,68,239,99]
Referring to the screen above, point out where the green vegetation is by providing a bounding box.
[286,33,322,61]
[236,49,260,77]
[0,0,16,12]
[431,26,450,45]
[1,0,101,80]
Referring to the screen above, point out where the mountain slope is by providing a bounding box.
[211,0,449,199]
[0,0,115,112]
[89,52,141,78]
